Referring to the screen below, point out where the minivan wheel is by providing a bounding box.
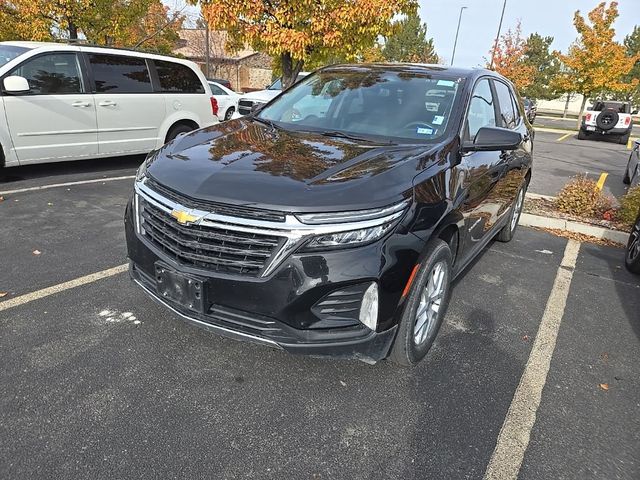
[625,217,640,274]
[165,123,195,143]
[389,239,452,366]
[496,185,526,243]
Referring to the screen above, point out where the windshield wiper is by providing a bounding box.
[320,130,395,145]
[252,116,281,131]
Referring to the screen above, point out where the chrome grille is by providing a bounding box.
[139,197,283,277]
[238,99,255,115]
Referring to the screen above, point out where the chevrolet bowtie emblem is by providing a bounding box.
[171,209,199,225]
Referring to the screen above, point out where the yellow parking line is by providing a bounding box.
[596,172,609,191]
[556,133,572,142]
[628,137,637,150]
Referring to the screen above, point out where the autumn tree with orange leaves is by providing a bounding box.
[554,1,638,128]
[0,0,183,54]
[487,21,535,94]
[200,0,418,89]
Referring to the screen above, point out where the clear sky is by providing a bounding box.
[419,0,639,67]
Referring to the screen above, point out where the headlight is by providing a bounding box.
[297,199,409,251]
[302,222,396,250]
[135,161,147,182]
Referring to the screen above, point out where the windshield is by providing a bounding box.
[0,45,30,68]
[258,69,462,143]
[268,74,307,91]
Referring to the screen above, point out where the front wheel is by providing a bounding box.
[165,123,195,143]
[224,107,235,121]
[389,239,452,366]
[626,216,640,274]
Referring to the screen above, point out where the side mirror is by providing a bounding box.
[463,127,523,152]
[633,110,638,115]
[3,75,30,93]
[251,103,264,114]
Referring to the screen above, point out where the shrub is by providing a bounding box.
[617,186,640,227]
[555,175,603,217]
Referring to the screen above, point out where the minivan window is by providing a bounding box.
[259,70,462,142]
[9,53,83,95]
[494,80,516,129]
[466,78,497,139]
[89,54,152,93]
[155,60,204,94]
[0,45,30,68]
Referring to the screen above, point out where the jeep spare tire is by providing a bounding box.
[596,109,619,131]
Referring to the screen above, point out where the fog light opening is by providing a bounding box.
[359,282,379,331]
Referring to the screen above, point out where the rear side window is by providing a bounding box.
[155,60,204,94]
[89,54,152,93]
[466,79,497,139]
[494,80,516,129]
[9,53,82,95]
[209,83,226,96]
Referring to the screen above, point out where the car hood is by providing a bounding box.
[240,89,281,103]
[145,119,442,212]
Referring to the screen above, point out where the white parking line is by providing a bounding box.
[0,264,128,313]
[483,239,580,480]
[0,175,135,196]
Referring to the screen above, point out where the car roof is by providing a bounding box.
[320,63,499,81]
[0,41,199,67]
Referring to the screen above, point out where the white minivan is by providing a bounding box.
[0,41,218,170]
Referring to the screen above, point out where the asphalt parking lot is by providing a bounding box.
[1,133,639,479]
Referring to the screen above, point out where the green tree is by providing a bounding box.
[382,12,438,63]
[520,33,561,100]
[610,26,640,106]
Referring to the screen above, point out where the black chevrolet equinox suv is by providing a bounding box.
[125,64,533,366]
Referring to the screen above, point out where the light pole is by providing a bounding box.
[490,0,508,69]
[451,6,467,66]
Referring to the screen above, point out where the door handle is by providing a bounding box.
[72,101,91,108]
[98,100,117,107]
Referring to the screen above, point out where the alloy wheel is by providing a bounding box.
[413,261,447,345]
[628,222,640,262]
[511,188,525,232]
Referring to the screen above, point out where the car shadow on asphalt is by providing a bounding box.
[0,155,145,184]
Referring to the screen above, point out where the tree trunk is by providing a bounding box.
[68,18,78,41]
[281,52,304,89]
[576,94,588,129]
[562,94,571,119]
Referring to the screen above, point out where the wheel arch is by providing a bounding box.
[164,119,199,144]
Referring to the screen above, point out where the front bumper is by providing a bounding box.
[125,197,421,363]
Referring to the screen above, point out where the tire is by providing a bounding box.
[389,239,452,366]
[619,132,630,145]
[224,107,235,121]
[496,184,526,243]
[595,109,619,131]
[578,129,588,140]
[623,153,632,184]
[165,123,195,143]
[625,215,640,274]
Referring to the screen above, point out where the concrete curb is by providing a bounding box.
[526,192,556,201]
[534,126,577,134]
[520,213,629,244]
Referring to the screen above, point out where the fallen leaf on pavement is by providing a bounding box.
[599,383,609,391]
[522,335,530,342]
[32,250,41,255]
[600,352,609,363]
[0,196,4,202]
[0,291,8,298]
[47,202,53,206]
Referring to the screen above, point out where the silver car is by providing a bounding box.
[624,139,640,187]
